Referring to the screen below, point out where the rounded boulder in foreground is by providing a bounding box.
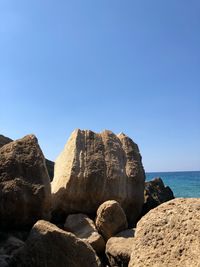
[11,220,102,267]
[129,198,200,267]
[95,200,128,240]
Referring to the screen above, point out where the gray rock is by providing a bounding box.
[142,177,174,216]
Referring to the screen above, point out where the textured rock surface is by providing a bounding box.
[95,200,128,240]
[0,134,54,180]
[0,135,51,228]
[64,213,105,254]
[106,229,135,267]
[45,159,54,181]
[142,177,174,216]
[11,220,102,267]
[52,129,145,225]
[0,135,13,148]
[129,198,200,267]
[0,235,24,267]
[0,236,24,256]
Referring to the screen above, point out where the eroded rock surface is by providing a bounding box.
[0,134,54,180]
[142,177,174,216]
[95,200,128,240]
[106,229,135,267]
[0,135,51,228]
[129,198,200,267]
[0,234,24,267]
[11,220,102,267]
[52,129,145,225]
[0,135,13,148]
[64,213,105,254]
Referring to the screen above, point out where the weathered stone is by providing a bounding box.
[106,229,135,267]
[64,213,105,254]
[95,200,128,240]
[129,198,200,267]
[142,177,174,216]
[52,129,145,225]
[0,135,13,148]
[11,220,102,267]
[0,255,10,267]
[0,134,54,180]
[0,236,24,256]
[0,234,24,267]
[0,135,51,228]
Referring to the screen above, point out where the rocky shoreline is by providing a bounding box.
[0,130,199,267]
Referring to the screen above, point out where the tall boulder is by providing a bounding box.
[51,129,145,225]
[129,198,200,267]
[11,220,102,267]
[0,135,51,228]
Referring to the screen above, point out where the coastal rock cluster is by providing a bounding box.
[0,130,198,267]
[51,129,145,225]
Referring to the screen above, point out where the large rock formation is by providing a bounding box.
[106,229,135,267]
[142,177,174,216]
[0,134,54,180]
[52,129,145,225]
[95,200,128,240]
[129,198,200,267]
[64,213,105,254]
[11,220,102,267]
[0,135,51,228]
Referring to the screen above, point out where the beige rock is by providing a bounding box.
[11,220,102,267]
[0,135,51,228]
[95,200,128,240]
[106,229,135,267]
[52,129,145,225]
[0,134,54,180]
[129,198,200,267]
[64,213,105,254]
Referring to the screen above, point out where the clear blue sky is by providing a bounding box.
[0,0,200,172]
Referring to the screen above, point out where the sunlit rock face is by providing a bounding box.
[128,198,200,267]
[52,129,145,225]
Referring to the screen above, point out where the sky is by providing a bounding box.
[0,0,200,172]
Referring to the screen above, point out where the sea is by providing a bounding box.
[145,171,200,198]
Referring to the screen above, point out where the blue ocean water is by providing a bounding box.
[146,171,200,198]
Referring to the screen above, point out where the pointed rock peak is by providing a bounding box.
[117,132,126,138]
